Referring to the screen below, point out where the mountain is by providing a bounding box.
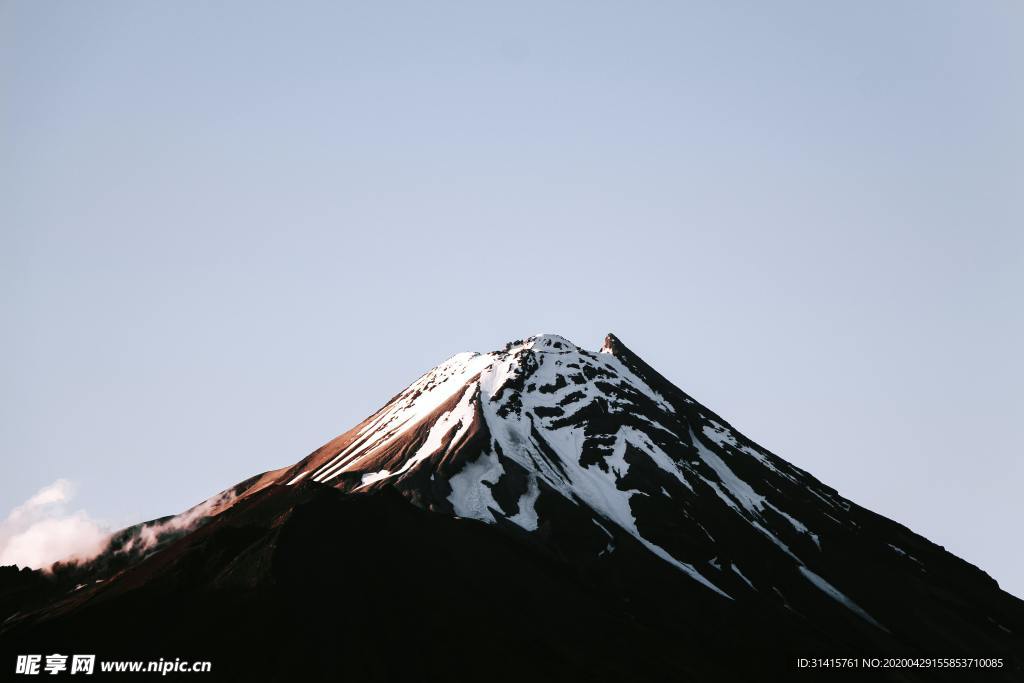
[2,333,1022,681]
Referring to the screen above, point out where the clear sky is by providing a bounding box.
[2,2,1021,595]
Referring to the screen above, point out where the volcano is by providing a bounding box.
[2,333,1021,681]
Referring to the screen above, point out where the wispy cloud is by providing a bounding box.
[0,479,110,570]
[120,489,237,556]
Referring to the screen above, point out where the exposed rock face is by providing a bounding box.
[2,333,1022,681]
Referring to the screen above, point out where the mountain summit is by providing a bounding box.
[3,333,1022,681]
[237,332,972,613]
[248,331,841,601]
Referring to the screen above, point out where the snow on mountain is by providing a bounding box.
[7,332,1022,682]
[228,332,937,627]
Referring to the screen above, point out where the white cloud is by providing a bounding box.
[22,479,74,508]
[132,489,237,553]
[0,479,110,570]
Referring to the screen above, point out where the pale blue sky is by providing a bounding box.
[2,2,1022,594]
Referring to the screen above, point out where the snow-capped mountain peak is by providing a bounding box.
[16,332,1021,682]
[235,332,944,623]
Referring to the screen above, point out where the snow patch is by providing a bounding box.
[447,450,504,522]
[310,353,492,483]
[798,566,888,631]
[507,475,541,531]
[731,563,755,590]
[345,382,478,487]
